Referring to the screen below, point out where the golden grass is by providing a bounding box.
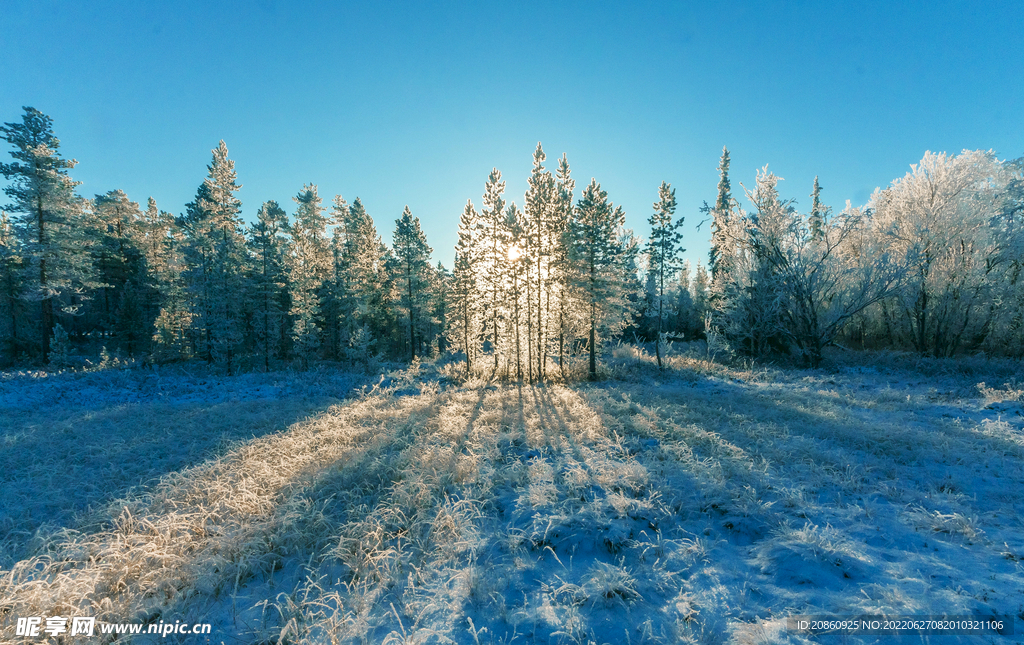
[3,355,1022,643]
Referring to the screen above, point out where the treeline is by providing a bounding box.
[1,106,1022,376]
[0,109,446,372]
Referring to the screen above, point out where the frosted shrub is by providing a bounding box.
[976,380,1024,405]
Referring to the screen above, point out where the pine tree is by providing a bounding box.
[179,143,248,368]
[506,202,527,380]
[0,107,99,363]
[288,184,332,363]
[525,142,556,380]
[334,197,392,354]
[392,206,433,361]
[479,169,508,370]
[451,199,481,374]
[91,190,148,352]
[645,181,684,368]
[249,200,291,370]
[568,179,630,380]
[325,195,350,359]
[552,154,575,371]
[429,261,450,356]
[147,198,191,362]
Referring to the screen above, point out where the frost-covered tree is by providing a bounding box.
[568,179,631,380]
[708,146,738,295]
[690,260,710,338]
[506,202,528,379]
[752,195,903,366]
[0,107,99,363]
[331,197,393,357]
[249,200,291,369]
[809,176,827,242]
[288,184,331,363]
[711,167,907,365]
[91,190,149,351]
[147,198,191,362]
[178,141,247,368]
[552,154,575,371]
[644,181,684,368]
[450,199,481,374]
[428,261,450,356]
[717,167,791,356]
[988,156,1024,355]
[525,142,557,380]
[392,205,433,361]
[479,169,508,369]
[870,150,1013,356]
[672,260,695,339]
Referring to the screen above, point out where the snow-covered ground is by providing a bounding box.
[0,366,371,567]
[1,354,1022,644]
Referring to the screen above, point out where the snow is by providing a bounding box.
[2,356,1023,644]
[0,366,370,568]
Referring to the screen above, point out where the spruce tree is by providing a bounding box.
[708,146,737,294]
[325,195,350,359]
[673,260,694,338]
[429,261,450,356]
[809,176,828,242]
[334,197,391,350]
[138,198,177,345]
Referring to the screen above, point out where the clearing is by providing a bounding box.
[1,355,1023,643]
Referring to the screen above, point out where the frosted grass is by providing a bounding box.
[1,354,1022,643]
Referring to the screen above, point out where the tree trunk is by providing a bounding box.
[589,301,597,380]
[514,271,522,381]
[37,192,52,364]
[655,273,664,369]
[463,297,471,376]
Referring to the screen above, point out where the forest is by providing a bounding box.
[2,105,1023,378]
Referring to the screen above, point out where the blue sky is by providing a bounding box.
[2,1,1021,268]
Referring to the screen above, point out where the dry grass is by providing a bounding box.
[2,354,1022,643]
